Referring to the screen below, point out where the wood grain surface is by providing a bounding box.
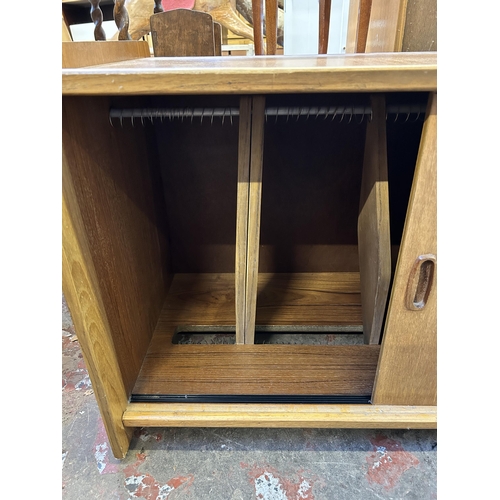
[252,0,264,55]
[123,402,437,428]
[318,0,332,54]
[401,0,437,52]
[131,272,368,397]
[245,96,266,342]
[355,0,373,52]
[344,0,361,53]
[150,9,217,57]
[365,0,408,52]
[152,272,362,330]
[63,148,132,459]
[372,93,436,405]
[132,342,379,396]
[62,41,150,68]
[236,97,253,343]
[63,96,170,396]
[151,95,367,274]
[256,272,362,326]
[62,52,437,95]
[265,0,278,55]
[358,95,391,344]
[62,18,73,42]
[213,22,222,55]
[259,100,366,273]
[156,273,236,327]
[152,94,240,274]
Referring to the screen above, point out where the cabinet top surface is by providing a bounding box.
[62,52,436,95]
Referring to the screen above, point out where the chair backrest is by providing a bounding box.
[150,8,222,56]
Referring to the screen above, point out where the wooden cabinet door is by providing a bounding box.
[372,92,437,406]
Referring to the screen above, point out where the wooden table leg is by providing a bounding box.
[319,0,332,54]
[265,0,278,55]
[252,0,265,55]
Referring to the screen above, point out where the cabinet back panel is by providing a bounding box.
[156,117,240,273]
[155,115,366,274]
[103,93,424,278]
[149,94,424,274]
[260,117,366,273]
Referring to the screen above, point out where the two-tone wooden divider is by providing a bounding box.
[234,92,392,346]
[235,95,266,344]
[235,95,391,344]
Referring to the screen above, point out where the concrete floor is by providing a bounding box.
[62,296,437,500]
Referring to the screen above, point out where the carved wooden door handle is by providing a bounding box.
[405,254,436,310]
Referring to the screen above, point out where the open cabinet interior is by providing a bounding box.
[63,89,428,405]
[62,53,437,458]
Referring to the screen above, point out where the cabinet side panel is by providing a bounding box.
[62,96,170,396]
[63,181,132,458]
[372,93,436,405]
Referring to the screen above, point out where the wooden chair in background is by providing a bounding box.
[64,0,434,59]
[150,8,222,56]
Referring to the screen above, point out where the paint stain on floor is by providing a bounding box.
[135,428,164,443]
[241,462,320,500]
[94,417,121,475]
[124,453,194,499]
[62,331,88,392]
[62,331,93,424]
[365,435,420,490]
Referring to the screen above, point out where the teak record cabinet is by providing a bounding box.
[62,52,437,459]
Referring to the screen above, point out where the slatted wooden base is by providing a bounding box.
[131,273,380,399]
[132,341,379,396]
[149,272,364,329]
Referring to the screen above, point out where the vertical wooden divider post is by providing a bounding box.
[236,97,252,344]
[245,96,266,343]
[358,95,391,344]
[235,96,266,344]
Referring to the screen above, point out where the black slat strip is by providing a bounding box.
[130,394,372,404]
